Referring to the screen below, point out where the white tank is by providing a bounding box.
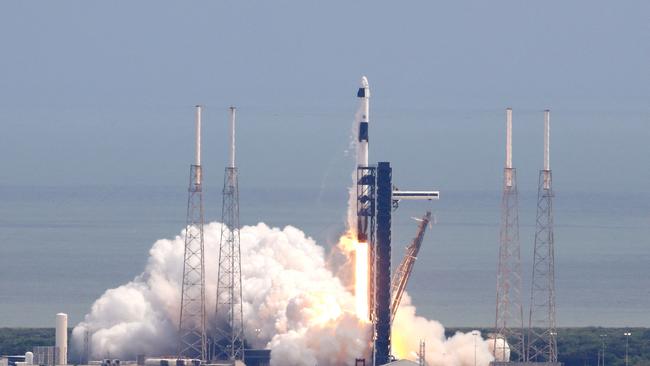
[56,313,68,365]
[487,335,511,362]
[25,352,34,365]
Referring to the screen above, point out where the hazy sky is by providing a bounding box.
[0,1,648,193]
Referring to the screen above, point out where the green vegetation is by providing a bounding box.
[0,328,55,356]
[555,328,650,366]
[1,327,648,365]
[448,327,650,366]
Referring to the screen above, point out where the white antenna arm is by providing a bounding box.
[195,105,202,166]
[229,106,236,169]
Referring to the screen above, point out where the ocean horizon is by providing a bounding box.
[0,184,648,328]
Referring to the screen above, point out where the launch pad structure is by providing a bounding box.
[357,165,377,321]
[363,163,439,366]
[526,110,560,365]
[354,76,440,366]
[214,107,245,362]
[493,108,525,363]
[491,109,561,366]
[390,211,432,323]
[177,105,247,364]
[178,106,208,361]
[374,162,393,366]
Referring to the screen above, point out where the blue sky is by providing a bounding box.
[0,0,648,193]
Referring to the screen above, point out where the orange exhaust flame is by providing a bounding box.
[337,232,370,323]
[355,241,369,321]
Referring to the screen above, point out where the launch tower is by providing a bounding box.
[527,110,559,364]
[214,106,245,361]
[494,108,525,362]
[178,105,207,361]
[352,77,439,365]
[374,162,393,366]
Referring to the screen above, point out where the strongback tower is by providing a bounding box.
[357,165,376,323]
[214,106,245,361]
[179,105,207,361]
[527,110,558,363]
[374,162,392,366]
[494,108,525,362]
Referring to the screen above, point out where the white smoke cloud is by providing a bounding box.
[72,222,370,365]
[73,221,494,366]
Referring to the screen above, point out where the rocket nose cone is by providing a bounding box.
[360,76,369,88]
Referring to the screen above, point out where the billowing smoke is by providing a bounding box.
[72,223,370,364]
[73,220,494,365]
[392,293,494,366]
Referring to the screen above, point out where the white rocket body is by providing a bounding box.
[354,76,372,321]
[357,76,370,169]
[56,313,68,365]
[355,76,371,243]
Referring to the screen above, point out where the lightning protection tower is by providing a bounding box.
[214,106,245,361]
[82,328,90,364]
[527,110,558,364]
[178,105,207,361]
[494,108,525,363]
[418,340,426,366]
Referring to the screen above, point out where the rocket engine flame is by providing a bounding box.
[336,233,370,323]
[354,241,370,322]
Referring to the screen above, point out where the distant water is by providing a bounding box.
[0,185,648,328]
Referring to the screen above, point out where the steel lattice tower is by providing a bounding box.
[418,340,426,366]
[179,105,207,361]
[494,108,525,362]
[214,106,245,361]
[527,110,558,363]
[82,329,90,364]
